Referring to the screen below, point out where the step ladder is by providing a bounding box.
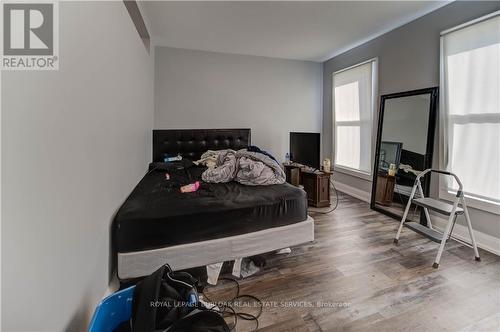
[394,169,480,268]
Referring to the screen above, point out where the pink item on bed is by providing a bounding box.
[180,181,200,193]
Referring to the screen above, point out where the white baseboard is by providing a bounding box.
[333,181,371,203]
[331,180,500,256]
[431,215,500,256]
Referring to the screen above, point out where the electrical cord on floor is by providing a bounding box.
[201,277,263,332]
[307,178,339,214]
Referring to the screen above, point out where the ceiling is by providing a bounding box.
[142,1,450,62]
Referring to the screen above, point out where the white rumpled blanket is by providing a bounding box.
[235,150,285,185]
[195,149,238,183]
[195,149,285,185]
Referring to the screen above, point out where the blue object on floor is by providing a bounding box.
[88,286,135,332]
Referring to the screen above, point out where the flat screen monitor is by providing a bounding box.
[379,141,403,171]
[290,132,320,170]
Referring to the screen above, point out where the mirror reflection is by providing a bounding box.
[372,90,436,221]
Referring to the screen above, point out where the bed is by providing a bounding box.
[113,129,314,280]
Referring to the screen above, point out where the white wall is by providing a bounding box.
[155,47,323,161]
[1,2,154,331]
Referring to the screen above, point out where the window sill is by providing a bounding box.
[439,189,500,216]
[333,165,372,181]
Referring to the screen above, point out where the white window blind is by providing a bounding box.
[333,60,375,175]
[440,12,500,213]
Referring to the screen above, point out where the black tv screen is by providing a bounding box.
[290,132,320,169]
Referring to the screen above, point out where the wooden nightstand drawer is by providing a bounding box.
[284,164,331,207]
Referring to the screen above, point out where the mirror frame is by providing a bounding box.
[370,87,439,224]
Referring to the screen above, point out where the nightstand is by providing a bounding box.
[284,164,331,207]
[375,173,396,206]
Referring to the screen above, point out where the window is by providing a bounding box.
[333,59,377,177]
[440,11,500,214]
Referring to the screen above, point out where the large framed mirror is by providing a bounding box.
[370,87,438,224]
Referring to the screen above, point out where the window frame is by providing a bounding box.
[438,10,500,215]
[332,58,378,181]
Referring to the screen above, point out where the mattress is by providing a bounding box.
[113,162,308,253]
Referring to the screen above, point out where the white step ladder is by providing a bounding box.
[394,169,480,268]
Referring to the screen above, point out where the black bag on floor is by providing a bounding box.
[131,264,229,332]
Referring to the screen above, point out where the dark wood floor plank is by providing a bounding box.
[208,192,500,331]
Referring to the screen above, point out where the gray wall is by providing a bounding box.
[323,1,500,237]
[1,2,154,330]
[155,47,323,161]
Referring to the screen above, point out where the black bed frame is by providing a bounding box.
[153,129,251,162]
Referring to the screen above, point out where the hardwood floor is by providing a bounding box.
[207,192,500,331]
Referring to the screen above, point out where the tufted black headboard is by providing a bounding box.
[153,129,251,162]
